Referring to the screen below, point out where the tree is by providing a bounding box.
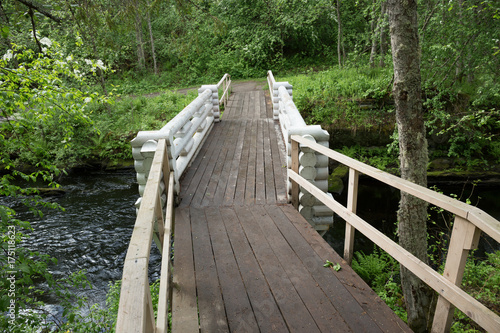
[0,38,109,331]
[386,0,434,332]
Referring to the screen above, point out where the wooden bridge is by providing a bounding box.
[116,74,500,332]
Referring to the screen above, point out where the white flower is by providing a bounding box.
[84,97,92,103]
[66,55,73,62]
[2,49,13,61]
[40,37,52,47]
[85,59,92,65]
[96,59,106,70]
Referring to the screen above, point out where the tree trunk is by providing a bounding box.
[379,1,387,68]
[387,1,434,332]
[133,2,145,70]
[369,0,378,68]
[146,8,157,75]
[336,0,343,68]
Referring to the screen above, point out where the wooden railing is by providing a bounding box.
[267,70,333,231]
[116,139,174,333]
[132,75,232,197]
[289,134,500,333]
[119,74,232,333]
[217,73,231,110]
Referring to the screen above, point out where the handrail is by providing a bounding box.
[267,70,333,231]
[217,73,231,109]
[131,74,232,197]
[289,134,500,333]
[121,74,231,333]
[116,139,175,333]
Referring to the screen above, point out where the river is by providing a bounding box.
[2,168,161,315]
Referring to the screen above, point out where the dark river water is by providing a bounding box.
[2,168,499,319]
[2,168,161,315]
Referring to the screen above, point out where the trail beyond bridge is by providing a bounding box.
[116,73,500,333]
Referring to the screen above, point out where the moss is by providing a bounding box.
[330,165,349,178]
[328,176,344,194]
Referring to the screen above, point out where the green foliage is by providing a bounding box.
[336,145,398,172]
[352,248,500,330]
[351,248,407,321]
[281,67,394,126]
[60,279,164,332]
[449,251,500,332]
[86,90,196,161]
[0,38,110,169]
[0,36,111,331]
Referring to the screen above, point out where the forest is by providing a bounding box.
[0,0,499,332]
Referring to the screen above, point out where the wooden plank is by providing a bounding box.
[201,119,235,206]
[254,90,262,119]
[234,205,321,332]
[244,120,258,205]
[190,207,229,332]
[264,86,274,119]
[190,121,231,207]
[221,119,247,206]
[268,120,288,203]
[255,120,266,205]
[204,207,260,332]
[432,216,481,332]
[249,90,256,119]
[178,120,226,207]
[279,204,412,333]
[259,90,267,119]
[116,257,154,333]
[232,120,251,205]
[265,205,383,333]
[157,172,175,333]
[171,208,199,333]
[250,205,351,332]
[291,139,299,209]
[219,207,289,332]
[211,119,246,206]
[263,119,276,204]
[344,168,359,265]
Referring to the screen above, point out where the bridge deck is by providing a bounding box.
[171,85,411,332]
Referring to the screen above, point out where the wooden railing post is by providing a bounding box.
[344,168,359,265]
[291,138,300,209]
[431,216,481,333]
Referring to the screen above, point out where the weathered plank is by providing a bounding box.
[205,207,260,332]
[244,120,258,205]
[235,205,321,332]
[178,119,225,207]
[279,204,412,333]
[190,207,229,332]
[233,120,252,205]
[268,120,288,203]
[265,205,382,333]
[262,119,276,204]
[255,120,266,204]
[219,207,288,332]
[250,205,351,332]
[171,208,199,333]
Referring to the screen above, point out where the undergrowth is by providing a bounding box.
[352,248,500,332]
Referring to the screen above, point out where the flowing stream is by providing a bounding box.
[3,168,160,316]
